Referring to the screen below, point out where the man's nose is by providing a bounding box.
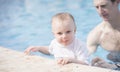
[98,7,104,14]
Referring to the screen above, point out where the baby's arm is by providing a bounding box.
[24,46,50,55]
[57,57,88,65]
[69,58,88,65]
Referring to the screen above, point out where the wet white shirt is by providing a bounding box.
[48,38,89,63]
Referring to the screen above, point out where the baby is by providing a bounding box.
[24,12,89,65]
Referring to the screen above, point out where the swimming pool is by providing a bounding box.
[0,0,113,60]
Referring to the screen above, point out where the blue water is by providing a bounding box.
[0,0,114,60]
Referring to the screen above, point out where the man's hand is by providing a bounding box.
[92,57,116,69]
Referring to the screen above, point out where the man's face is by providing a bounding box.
[94,0,118,21]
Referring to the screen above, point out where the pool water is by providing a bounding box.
[0,0,117,61]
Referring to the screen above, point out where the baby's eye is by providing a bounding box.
[57,32,62,35]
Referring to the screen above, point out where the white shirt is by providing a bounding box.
[49,38,89,63]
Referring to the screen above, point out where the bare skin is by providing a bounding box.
[24,46,50,55]
[87,21,120,54]
[87,0,120,69]
[91,57,117,69]
[24,13,88,65]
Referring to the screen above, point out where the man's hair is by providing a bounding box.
[111,0,116,3]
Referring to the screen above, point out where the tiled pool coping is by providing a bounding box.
[0,47,119,72]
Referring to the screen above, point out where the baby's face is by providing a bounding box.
[52,19,75,46]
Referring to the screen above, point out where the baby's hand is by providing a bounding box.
[24,46,38,55]
[57,57,72,65]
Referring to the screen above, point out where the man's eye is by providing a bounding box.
[101,5,106,8]
[95,6,99,9]
[66,31,71,34]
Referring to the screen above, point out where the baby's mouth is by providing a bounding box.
[62,40,69,43]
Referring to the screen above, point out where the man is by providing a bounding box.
[87,0,120,70]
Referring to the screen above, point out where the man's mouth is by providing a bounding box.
[102,14,108,18]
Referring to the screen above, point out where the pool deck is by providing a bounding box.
[0,47,119,72]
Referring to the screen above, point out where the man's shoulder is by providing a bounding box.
[89,22,104,34]
[87,22,104,44]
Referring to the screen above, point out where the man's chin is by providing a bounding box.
[102,16,110,21]
[103,18,109,21]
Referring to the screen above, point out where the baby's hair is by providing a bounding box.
[52,12,75,23]
[51,12,76,31]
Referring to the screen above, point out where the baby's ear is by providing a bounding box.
[74,29,76,33]
[52,31,54,35]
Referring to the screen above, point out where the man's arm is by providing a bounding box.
[92,57,117,69]
[87,24,103,55]
[87,31,98,55]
